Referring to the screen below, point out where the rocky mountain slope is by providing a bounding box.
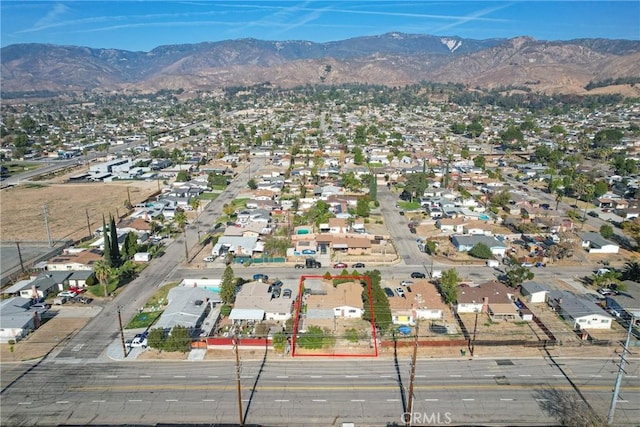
[1,32,639,96]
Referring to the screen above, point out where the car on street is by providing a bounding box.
[588,211,599,218]
[203,256,216,262]
[598,288,619,296]
[57,291,77,298]
[400,280,413,286]
[333,262,348,269]
[410,272,426,279]
[395,287,405,297]
[352,263,366,268]
[384,287,394,297]
[253,273,269,282]
[282,288,292,299]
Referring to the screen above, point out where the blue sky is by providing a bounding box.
[1,1,638,51]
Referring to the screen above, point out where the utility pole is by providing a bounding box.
[233,325,244,426]
[117,306,127,357]
[85,208,92,237]
[16,242,25,273]
[43,204,53,247]
[406,322,419,427]
[608,315,635,424]
[470,309,480,357]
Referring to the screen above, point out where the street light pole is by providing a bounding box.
[233,325,244,426]
[117,306,127,357]
[406,321,419,427]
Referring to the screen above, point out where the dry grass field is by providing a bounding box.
[1,180,159,242]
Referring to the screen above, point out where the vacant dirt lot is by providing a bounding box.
[1,181,159,242]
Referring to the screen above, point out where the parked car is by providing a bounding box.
[384,287,394,297]
[400,280,413,286]
[410,272,426,279]
[53,297,68,305]
[203,255,216,262]
[598,288,619,296]
[68,287,84,295]
[253,273,269,282]
[282,288,292,299]
[57,291,76,298]
[301,249,316,255]
[333,262,348,269]
[409,227,417,234]
[129,335,148,348]
[268,281,283,293]
[588,211,599,218]
[271,288,281,298]
[395,287,405,297]
[352,263,366,269]
[78,296,93,304]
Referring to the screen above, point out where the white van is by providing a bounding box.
[486,259,499,268]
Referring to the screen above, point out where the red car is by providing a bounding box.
[333,262,348,269]
[69,287,85,295]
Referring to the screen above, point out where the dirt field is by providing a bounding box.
[0,180,160,242]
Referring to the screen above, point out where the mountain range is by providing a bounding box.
[2,32,639,97]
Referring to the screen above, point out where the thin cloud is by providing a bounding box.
[432,2,515,34]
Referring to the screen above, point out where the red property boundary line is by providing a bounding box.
[291,274,378,358]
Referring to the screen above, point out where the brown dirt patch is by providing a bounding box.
[0,317,89,361]
[137,348,189,360]
[1,181,159,242]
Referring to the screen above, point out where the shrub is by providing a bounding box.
[468,242,492,259]
[220,304,232,316]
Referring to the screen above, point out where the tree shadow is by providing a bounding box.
[533,385,606,427]
[243,339,269,423]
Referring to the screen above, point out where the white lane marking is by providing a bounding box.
[275,399,289,402]
[105,375,118,378]
[484,374,495,377]
[56,401,69,404]
[18,402,32,405]
[241,375,253,379]
[425,399,439,402]
[387,399,400,402]
[277,375,289,378]
[345,375,359,378]
[627,375,638,378]
[519,374,531,377]
[139,375,151,378]
[128,399,142,402]
[380,375,392,378]
[173,375,186,378]
[310,375,323,378]
[500,398,514,401]
[312,399,327,402]
[415,375,425,378]
[462,398,475,401]
[536,399,549,402]
[351,399,366,402]
[617,400,629,403]
[166,399,178,402]
[202,399,216,402]
[92,400,105,403]
[72,344,84,352]
[208,375,218,378]
[553,374,564,377]
[450,374,461,377]
[590,374,602,378]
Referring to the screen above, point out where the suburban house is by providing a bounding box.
[580,231,620,254]
[0,272,72,300]
[232,282,293,322]
[450,235,508,257]
[547,290,613,330]
[388,282,446,325]
[46,248,103,271]
[211,236,259,257]
[604,280,640,323]
[520,281,550,304]
[153,286,220,335]
[456,281,519,321]
[436,218,467,234]
[0,297,40,343]
[306,281,363,320]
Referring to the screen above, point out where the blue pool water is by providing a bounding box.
[203,286,220,293]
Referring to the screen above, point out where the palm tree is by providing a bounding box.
[555,188,564,211]
[189,197,201,214]
[93,260,112,297]
[622,260,640,282]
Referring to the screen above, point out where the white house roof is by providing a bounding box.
[153,287,219,330]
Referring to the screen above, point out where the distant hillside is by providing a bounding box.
[2,32,639,97]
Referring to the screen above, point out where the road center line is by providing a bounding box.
[139,375,151,378]
[424,399,439,402]
[275,399,289,402]
[277,376,289,378]
[56,401,69,404]
[519,374,531,377]
[345,375,359,378]
[92,400,105,403]
[310,375,322,378]
[128,399,142,402]
[202,399,216,402]
[173,375,186,378]
[18,402,32,405]
[351,399,366,402]
[500,398,514,401]
[462,398,475,401]
[166,399,178,402]
[312,399,327,402]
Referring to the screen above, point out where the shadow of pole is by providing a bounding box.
[243,338,269,423]
[392,330,408,412]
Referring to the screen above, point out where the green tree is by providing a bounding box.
[219,265,236,304]
[176,170,190,182]
[622,260,640,282]
[425,240,437,255]
[450,122,466,134]
[123,232,138,259]
[101,217,111,266]
[593,181,608,198]
[356,197,370,217]
[109,216,121,267]
[473,155,486,169]
[439,269,460,305]
[468,243,492,259]
[369,174,377,201]
[622,218,640,247]
[600,224,614,239]
[297,326,326,349]
[467,120,484,137]
[174,210,189,260]
[500,126,524,146]
[353,147,365,165]
[504,262,534,288]
[164,325,191,352]
[147,328,165,349]
[189,197,200,214]
[272,331,287,353]
[247,178,257,190]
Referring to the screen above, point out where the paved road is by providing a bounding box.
[1,358,638,426]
